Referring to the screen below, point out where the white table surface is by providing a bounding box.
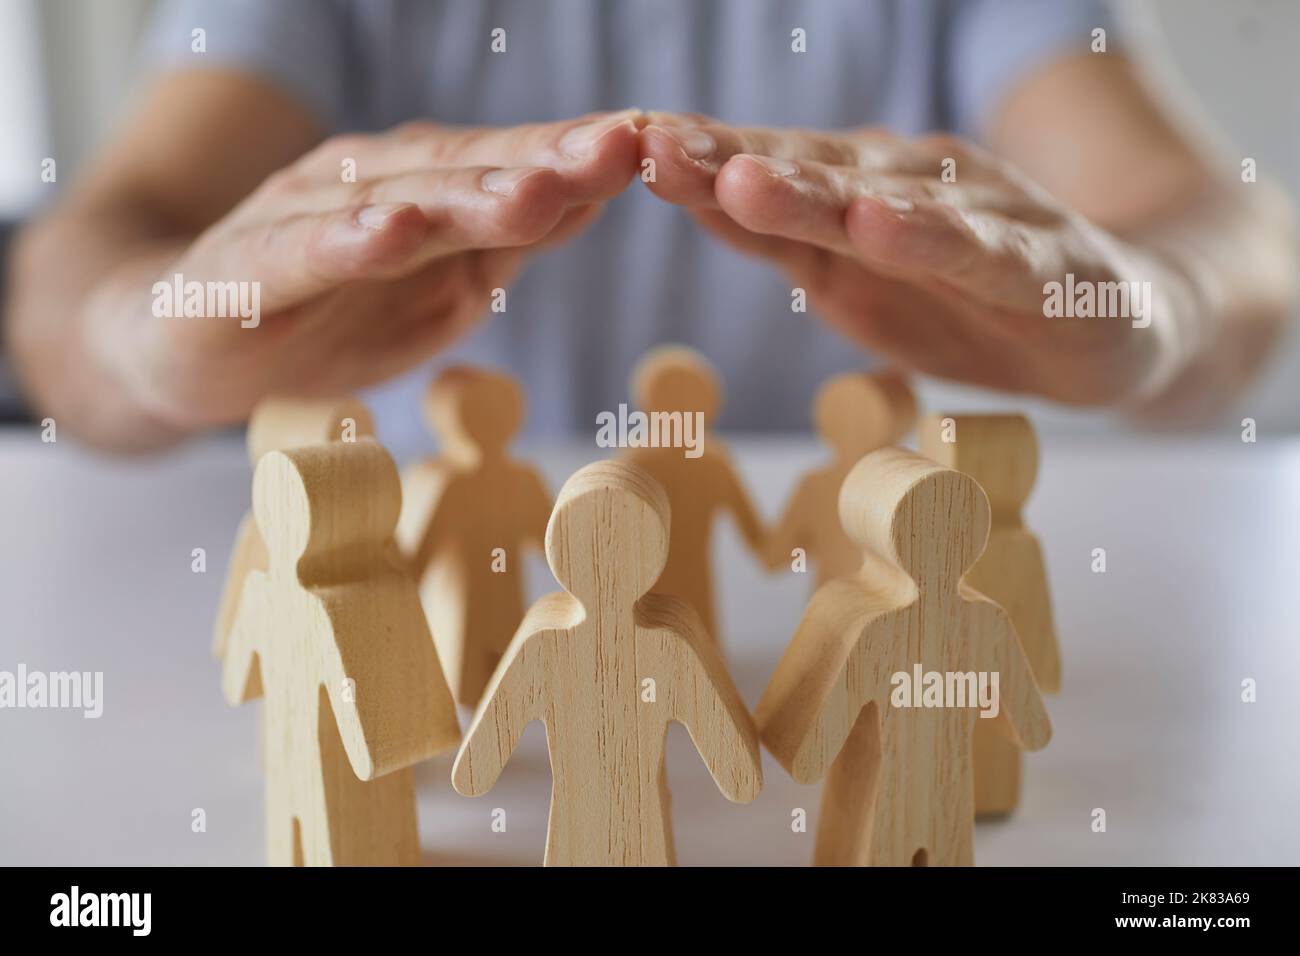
[1,427,1297,866]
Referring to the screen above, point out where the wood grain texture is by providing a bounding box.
[767,369,916,585]
[394,367,551,707]
[623,345,765,648]
[212,396,374,673]
[919,414,1061,816]
[452,459,762,866]
[756,448,1051,866]
[223,439,459,866]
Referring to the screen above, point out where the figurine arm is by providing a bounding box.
[976,600,1052,751]
[641,594,762,803]
[757,583,890,783]
[212,512,264,661]
[763,476,813,571]
[718,454,767,557]
[221,572,266,706]
[452,596,573,796]
[523,467,553,551]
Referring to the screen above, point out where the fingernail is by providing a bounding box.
[745,154,799,177]
[877,195,915,214]
[481,167,546,196]
[355,203,408,230]
[560,117,629,158]
[653,125,715,160]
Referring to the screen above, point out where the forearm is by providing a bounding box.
[5,208,194,452]
[1122,180,1298,422]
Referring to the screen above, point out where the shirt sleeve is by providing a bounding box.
[138,0,351,132]
[945,0,1121,139]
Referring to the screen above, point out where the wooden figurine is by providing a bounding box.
[394,366,551,707]
[756,449,1051,866]
[919,413,1061,817]
[452,460,762,866]
[213,396,374,669]
[766,369,917,585]
[623,345,765,647]
[223,440,460,865]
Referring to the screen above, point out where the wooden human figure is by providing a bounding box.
[452,460,762,866]
[395,366,551,707]
[624,345,765,646]
[919,414,1061,817]
[766,369,917,585]
[223,440,460,866]
[756,449,1051,866]
[213,396,374,670]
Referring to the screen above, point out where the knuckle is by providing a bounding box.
[316,133,371,162]
[258,167,310,198]
[920,133,971,161]
[392,119,441,141]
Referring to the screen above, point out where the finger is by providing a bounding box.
[713,153,1043,239]
[643,110,714,127]
[377,110,644,199]
[254,118,640,225]
[535,202,605,249]
[689,208,823,276]
[210,166,570,313]
[844,195,1058,311]
[711,153,1058,308]
[710,154,863,257]
[641,123,857,208]
[640,122,957,208]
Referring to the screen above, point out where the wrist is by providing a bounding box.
[81,255,209,444]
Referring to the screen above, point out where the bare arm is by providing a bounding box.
[989,52,1297,420]
[4,69,640,452]
[6,71,321,451]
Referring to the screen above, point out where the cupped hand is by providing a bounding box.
[100,110,643,430]
[639,113,1188,405]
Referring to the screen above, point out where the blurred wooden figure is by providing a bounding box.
[395,366,551,707]
[223,440,459,865]
[213,397,374,670]
[453,460,762,866]
[757,449,1050,866]
[920,413,1061,817]
[624,345,765,647]
[767,369,916,585]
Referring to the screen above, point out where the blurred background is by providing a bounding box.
[1,0,1296,430]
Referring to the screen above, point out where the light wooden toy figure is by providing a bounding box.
[212,396,374,669]
[919,413,1062,817]
[223,440,460,866]
[624,345,765,647]
[452,460,762,866]
[767,369,917,586]
[756,449,1051,866]
[394,366,551,707]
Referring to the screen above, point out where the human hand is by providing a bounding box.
[94,110,642,431]
[639,114,1191,405]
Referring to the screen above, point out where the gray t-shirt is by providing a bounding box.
[144,0,1113,447]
